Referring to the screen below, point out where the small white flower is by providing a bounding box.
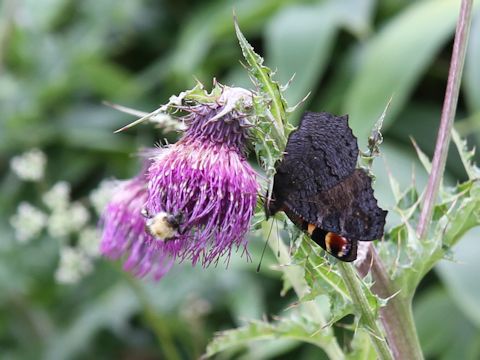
[78,227,100,257]
[47,211,71,239]
[89,179,117,215]
[55,247,93,284]
[10,202,47,243]
[10,149,47,182]
[69,202,90,231]
[47,202,90,239]
[42,181,71,211]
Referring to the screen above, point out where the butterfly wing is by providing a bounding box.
[271,111,358,222]
[271,111,386,242]
[311,169,387,241]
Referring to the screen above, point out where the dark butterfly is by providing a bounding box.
[265,111,387,262]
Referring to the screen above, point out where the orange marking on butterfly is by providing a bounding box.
[325,232,348,257]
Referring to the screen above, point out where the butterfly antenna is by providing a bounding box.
[257,219,275,272]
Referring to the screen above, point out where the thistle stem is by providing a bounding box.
[416,0,474,238]
[337,262,393,360]
[366,2,474,358]
[370,247,424,360]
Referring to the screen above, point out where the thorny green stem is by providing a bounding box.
[370,247,424,360]
[416,0,474,238]
[264,222,345,360]
[337,262,394,360]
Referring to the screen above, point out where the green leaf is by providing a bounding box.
[410,137,432,174]
[451,128,480,179]
[234,17,288,136]
[344,0,471,146]
[204,311,340,358]
[440,182,480,248]
[347,331,377,360]
[295,238,383,328]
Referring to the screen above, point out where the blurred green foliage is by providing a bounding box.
[1,0,480,359]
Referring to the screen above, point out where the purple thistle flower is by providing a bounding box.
[100,174,174,280]
[146,100,259,267]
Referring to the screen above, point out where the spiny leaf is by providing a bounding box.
[204,312,340,358]
[292,238,362,324]
[410,136,432,174]
[451,127,480,179]
[440,182,480,248]
[347,330,377,360]
[384,177,480,295]
[234,16,289,144]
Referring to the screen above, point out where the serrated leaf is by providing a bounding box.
[441,186,480,248]
[293,238,361,325]
[410,137,432,174]
[300,239,351,303]
[234,18,288,144]
[396,186,420,214]
[204,312,340,358]
[451,128,480,179]
[347,330,377,360]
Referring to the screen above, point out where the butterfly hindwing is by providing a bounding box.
[310,169,387,240]
[282,207,358,262]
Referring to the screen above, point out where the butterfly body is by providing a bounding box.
[266,111,386,262]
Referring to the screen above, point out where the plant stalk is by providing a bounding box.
[367,2,474,358]
[337,262,394,360]
[370,247,424,360]
[416,0,474,238]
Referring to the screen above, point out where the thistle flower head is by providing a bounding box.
[100,174,173,280]
[100,86,259,278]
[146,87,258,266]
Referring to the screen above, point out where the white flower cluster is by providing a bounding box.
[55,247,93,284]
[42,182,90,239]
[10,148,47,181]
[43,181,70,210]
[78,227,101,257]
[10,202,47,243]
[9,148,124,285]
